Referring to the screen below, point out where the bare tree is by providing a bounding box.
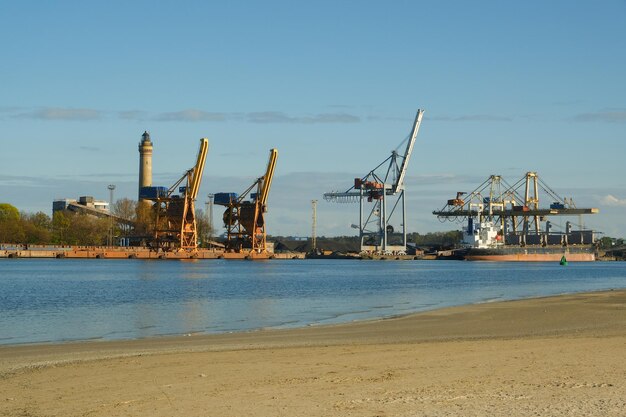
[112,198,137,221]
[111,198,137,236]
[195,208,214,247]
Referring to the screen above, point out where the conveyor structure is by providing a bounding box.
[65,202,135,226]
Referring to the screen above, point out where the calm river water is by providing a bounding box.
[1,259,625,345]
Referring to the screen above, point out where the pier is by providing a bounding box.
[0,244,305,260]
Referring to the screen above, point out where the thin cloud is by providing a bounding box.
[366,115,411,122]
[79,146,101,152]
[14,107,101,121]
[4,106,362,125]
[573,110,626,123]
[154,109,230,122]
[326,104,354,109]
[218,151,258,157]
[247,111,360,124]
[0,106,22,113]
[0,173,134,188]
[118,110,149,120]
[80,172,136,178]
[599,194,626,207]
[122,109,360,123]
[429,114,513,122]
[405,173,485,186]
[0,174,42,187]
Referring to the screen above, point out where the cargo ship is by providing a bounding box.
[459,219,596,262]
[462,245,595,262]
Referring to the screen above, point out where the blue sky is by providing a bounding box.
[1,1,625,237]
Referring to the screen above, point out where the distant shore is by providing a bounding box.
[1,289,625,416]
[2,246,624,261]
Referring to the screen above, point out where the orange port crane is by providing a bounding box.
[148,138,209,250]
[216,149,278,253]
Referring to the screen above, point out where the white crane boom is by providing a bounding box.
[393,109,424,193]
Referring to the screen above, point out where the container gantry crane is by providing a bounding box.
[141,138,209,251]
[215,149,278,253]
[324,109,424,255]
[433,172,599,246]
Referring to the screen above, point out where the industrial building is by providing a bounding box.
[52,196,109,214]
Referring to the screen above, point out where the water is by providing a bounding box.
[1,259,625,345]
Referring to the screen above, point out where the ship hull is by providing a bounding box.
[464,246,595,262]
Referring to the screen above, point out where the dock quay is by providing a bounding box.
[0,244,305,260]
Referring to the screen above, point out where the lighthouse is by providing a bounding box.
[138,131,153,201]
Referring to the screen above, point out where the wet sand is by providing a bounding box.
[1,290,625,416]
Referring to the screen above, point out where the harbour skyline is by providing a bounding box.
[1,1,625,237]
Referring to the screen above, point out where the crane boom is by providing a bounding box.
[259,148,278,206]
[189,138,209,200]
[393,109,423,193]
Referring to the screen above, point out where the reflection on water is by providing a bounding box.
[0,259,625,344]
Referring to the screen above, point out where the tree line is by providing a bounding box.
[0,200,213,246]
[1,202,116,245]
[269,231,465,253]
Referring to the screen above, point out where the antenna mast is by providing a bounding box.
[311,199,318,252]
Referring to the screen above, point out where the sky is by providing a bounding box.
[1,1,625,237]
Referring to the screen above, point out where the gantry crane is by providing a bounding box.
[324,109,424,255]
[144,138,209,251]
[215,149,278,253]
[433,172,599,246]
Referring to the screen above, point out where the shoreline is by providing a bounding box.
[2,289,625,416]
[3,245,623,261]
[0,286,622,350]
[2,288,625,369]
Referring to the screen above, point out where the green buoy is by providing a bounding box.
[560,255,568,266]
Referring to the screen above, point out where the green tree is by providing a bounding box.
[598,236,614,249]
[0,203,25,243]
[67,213,109,245]
[134,202,155,236]
[52,211,72,244]
[0,203,20,221]
[408,231,463,247]
[52,211,109,245]
[21,211,52,244]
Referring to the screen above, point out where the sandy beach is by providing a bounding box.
[1,289,625,416]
